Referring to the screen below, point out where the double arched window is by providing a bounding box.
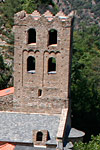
[27,56,35,73]
[36,131,43,141]
[28,28,36,44]
[27,28,57,45]
[48,57,56,73]
[48,29,57,45]
[27,56,56,74]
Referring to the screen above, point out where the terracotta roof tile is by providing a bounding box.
[0,143,15,150]
[0,87,14,97]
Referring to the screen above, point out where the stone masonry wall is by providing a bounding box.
[0,94,13,111]
[13,10,74,114]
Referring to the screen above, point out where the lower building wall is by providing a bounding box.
[0,94,13,111]
[13,97,69,114]
[0,92,68,114]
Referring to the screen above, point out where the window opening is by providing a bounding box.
[36,131,43,141]
[48,29,57,45]
[27,56,35,74]
[48,57,56,73]
[28,28,36,44]
[38,89,42,97]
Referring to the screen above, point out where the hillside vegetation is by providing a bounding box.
[54,0,100,28]
[0,0,100,145]
[74,134,100,150]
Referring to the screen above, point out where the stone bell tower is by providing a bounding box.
[13,10,74,114]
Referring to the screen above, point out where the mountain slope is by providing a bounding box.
[54,0,100,28]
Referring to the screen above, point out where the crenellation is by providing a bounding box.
[14,10,74,26]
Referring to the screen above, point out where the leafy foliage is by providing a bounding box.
[71,24,100,140]
[0,55,12,90]
[1,0,23,28]
[58,0,100,27]
[74,134,100,150]
[23,0,59,14]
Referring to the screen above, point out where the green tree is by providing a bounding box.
[71,24,100,140]
[1,0,23,28]
[74,134,100,150]
[23,0,38,13]
[23,0,58,14]
[0,55,12,90]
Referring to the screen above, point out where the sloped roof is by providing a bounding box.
[68,128,85,138]
[0,143,15,150]
[14,145,56,150]
[0,112,60,144]
[0,87,14,97]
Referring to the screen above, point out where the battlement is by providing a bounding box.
[14,10,74,25]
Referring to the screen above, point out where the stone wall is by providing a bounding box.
[13,10,74,114]
[0,94,13,111]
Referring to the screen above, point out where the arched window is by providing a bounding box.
[48,57,56,73]
[27,56,35,73]
[36,131,43,141]
[38,89,42,97]
[48,29,57,45]
[28,28,36,44]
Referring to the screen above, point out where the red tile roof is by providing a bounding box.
[0,143,15,150]
[0,87,14,97]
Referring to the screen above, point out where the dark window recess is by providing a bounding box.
[38,89,42,97]
[48,57,56,73]
[36,132,43,141]
[28,28,36,44]
[49,29,57,45]
[27,56,35,73]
